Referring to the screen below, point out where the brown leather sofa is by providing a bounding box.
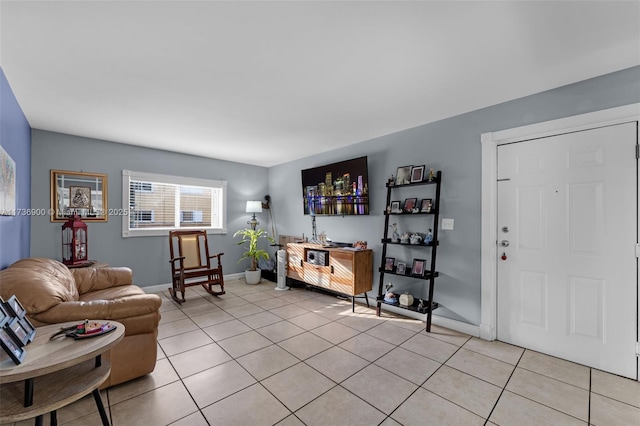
[0,258,162,388]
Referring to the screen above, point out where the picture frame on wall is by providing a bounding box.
[395,166,412,185]
[410,165,425,183]
[411,259,426,277]
[0,327,25,365]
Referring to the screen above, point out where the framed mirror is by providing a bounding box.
[50,170,108,222]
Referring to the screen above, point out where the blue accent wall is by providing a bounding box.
[0,68,31,269]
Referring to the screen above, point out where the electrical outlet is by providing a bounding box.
[442,218,454,230]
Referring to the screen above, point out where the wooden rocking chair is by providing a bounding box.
[169,230,225,303]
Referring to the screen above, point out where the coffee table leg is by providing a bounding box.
[24,377,34,406]
[50,410,57,426]
[93,389,110,426]
[34,415,43,426]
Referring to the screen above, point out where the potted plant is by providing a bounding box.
[233,228,274,284]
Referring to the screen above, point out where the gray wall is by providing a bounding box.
[268,66,640,326]
[29,66,640,325]
[30,131,269,286]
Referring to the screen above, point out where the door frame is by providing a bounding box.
[480,103,640,343]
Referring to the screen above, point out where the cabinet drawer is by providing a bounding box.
[304,265,330,288]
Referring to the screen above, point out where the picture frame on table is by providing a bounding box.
[395,166,412,186]
[403,198,417,213]
[411,259,426,277]
[4,295,26,318]
[410,165,425,183]
[420,198,433,213]
[0,327,25,365]
[5,316,32,347]
[19,316,36,343]
[396,262,406,275]
[0,303,9,328]
[384,257,395,272]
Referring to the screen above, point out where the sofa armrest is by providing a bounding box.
[72,267,133,295]
[30,294,161,325]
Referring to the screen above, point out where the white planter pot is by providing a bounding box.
[245,269,262,285]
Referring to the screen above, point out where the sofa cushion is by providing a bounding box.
[0,257,79,314]
[71,267,133,294]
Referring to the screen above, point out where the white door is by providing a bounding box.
[497,122,637,378]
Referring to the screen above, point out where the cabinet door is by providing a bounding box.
[329,251,355,295]
[304,264,331,289]
[286,244,304,280]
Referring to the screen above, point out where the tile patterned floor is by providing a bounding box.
[6,279,640,425]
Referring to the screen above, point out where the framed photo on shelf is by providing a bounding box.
[411,259,426,277]
[411,165,425,183]
[420,198,433,213]
[396,262,406,275]
[4,295,26,318]
[395,166,412,185]
[384,257,395,271]
[5,316,31,347]
[403,198,417,213]
[390,201,401,213]
[0,327,25,364]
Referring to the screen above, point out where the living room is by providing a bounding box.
[1,1,640,425]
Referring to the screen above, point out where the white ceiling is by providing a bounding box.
[1,1,639,167]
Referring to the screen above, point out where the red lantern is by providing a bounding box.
[62,215,88,265]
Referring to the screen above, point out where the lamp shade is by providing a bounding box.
[246,201,263,214]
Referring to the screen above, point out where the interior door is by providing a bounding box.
[497,122,638,379]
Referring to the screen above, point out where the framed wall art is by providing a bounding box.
[0,145,16,216]
[50,169,108,222]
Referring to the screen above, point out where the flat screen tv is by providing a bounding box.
[301,156,369,216]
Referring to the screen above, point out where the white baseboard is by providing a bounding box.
[378,304,480,337]
[142,273,245,294]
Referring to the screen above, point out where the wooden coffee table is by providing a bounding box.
[0,321,124,426]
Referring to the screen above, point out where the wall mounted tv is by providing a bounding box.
[301,156,369,216]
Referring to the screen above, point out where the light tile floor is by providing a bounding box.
[6,279,640,425]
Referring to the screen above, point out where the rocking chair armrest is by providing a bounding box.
[208,253,224,259]
[170,256,185,264]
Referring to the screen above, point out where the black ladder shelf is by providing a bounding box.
[375,170,442,332]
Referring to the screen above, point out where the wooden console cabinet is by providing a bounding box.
[286,243,373,310]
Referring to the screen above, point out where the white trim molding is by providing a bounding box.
[480,103,640,341]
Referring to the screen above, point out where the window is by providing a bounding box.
[122,170,227,237]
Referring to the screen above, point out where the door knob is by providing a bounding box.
[500,240,510,247]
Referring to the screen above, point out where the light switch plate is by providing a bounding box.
[442,218,454,230]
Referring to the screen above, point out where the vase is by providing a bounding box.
[245,268,262,285]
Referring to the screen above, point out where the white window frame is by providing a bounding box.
[122,170,227,237]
